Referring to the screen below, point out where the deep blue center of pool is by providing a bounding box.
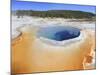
[37,26,80,41]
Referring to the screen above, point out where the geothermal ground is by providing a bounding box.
[11,15,96,70]
[12,15,95,39]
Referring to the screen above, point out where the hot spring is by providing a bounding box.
[37,26,81,41]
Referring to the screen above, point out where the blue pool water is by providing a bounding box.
[37,26,80,41]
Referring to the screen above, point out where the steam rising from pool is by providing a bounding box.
[37,26,80,41]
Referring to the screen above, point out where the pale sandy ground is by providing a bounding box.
[11,15,96,74]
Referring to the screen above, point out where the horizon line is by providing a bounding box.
[11,9,96,14]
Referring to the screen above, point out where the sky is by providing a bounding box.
[11,0,96,14]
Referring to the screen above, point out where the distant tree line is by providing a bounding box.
[14,10,96,19]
